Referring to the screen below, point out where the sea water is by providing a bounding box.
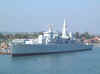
[0,47,100,74]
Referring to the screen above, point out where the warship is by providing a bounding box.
[11,19,93,56]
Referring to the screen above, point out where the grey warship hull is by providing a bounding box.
[11,44,93,56]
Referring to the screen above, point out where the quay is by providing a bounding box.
[0,51,10,55]
[0,49,11,55]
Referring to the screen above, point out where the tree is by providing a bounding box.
[74,32,80,39]
[84,32,90,39]
[0,33,5,39]
[80,32,92,39]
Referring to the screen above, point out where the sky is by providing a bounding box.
[0,0,100,34]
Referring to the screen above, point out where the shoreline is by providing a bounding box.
[0,52,10,55]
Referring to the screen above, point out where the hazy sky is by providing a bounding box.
[0,0,100,34]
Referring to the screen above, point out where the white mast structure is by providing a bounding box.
[62,19,68,39]
[48,24,53,33]
[48,24,54,39]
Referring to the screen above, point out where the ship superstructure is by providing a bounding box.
[36,19,73,45]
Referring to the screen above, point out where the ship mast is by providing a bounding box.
[62,19,67,39]
[48,24,54,40]
[48,24,53,33]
